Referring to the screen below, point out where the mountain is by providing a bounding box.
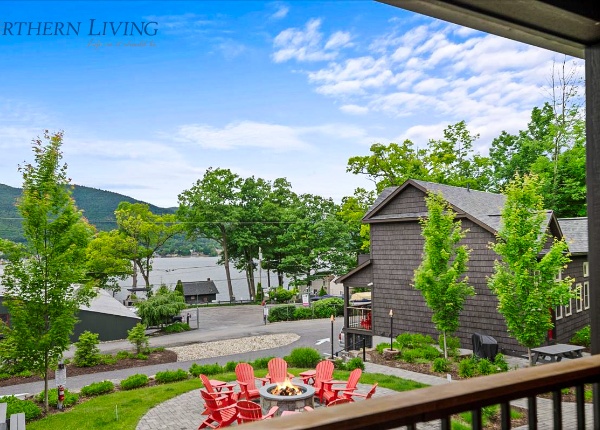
[0,183,172,244]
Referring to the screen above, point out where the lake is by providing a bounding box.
[115,256,282,303]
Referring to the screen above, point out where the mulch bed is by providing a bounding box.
[0,349,178,388]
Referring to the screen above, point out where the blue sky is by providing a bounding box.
[0,1,583,207]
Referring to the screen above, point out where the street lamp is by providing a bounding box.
[330,314,335,358]
[389,309,394,351]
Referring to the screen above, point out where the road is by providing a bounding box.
[0,305,345,396]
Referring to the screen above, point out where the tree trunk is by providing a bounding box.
[442,331,448,359]
[132,261,138,288]
[219,226,234,301]
[136,259,150,288]
[44,353,49,412]
[528,347,534,366]
[267,268,271,289]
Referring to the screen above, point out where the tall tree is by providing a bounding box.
[115,202,182,289]
[0,131,95,411]
[488,174,574,365]
[337,187,375,254]
[178,168,242,301]
[413,192,474,358]
[85,230,134,296]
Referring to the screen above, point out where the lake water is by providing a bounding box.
[115,256,281,303]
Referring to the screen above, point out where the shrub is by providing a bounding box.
[189,363,223,377]
[376,342,392,354]
[332,359,346,370]
[458,356,477,378]
[80,380,115,397]
[269,287,295,303]
[293,307,313,320]
[401,349,423,363]
[135,353,148,360]
[493,354,509,372]
[155,369,189,384]
[396,333,435,350]
[116,350,133,360]
[312,298,344,318]
[120,373,149,390]
[268,305,296,322]
[346,357,365,371]
[127,323,149,355]
[318,286,327,296]
[571,325,591,347]
[477,358,495,376]
[4,396,42,420]
[99,354,118,365]
[423,345,442,360]
[432,357,451,373]
[251,357,274,370]
[73,331,101,367]
[224,361,237,372]
[35,388,79,408]
[163,322,191,333]
[285,348,321,368]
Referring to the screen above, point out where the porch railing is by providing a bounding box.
[347,305,372,331]
[243,354,600,430]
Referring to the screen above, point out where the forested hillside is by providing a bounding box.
[0,183,217,255]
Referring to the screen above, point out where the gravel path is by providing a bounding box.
[167,333,300,361]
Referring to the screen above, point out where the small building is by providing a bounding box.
[181,279,219,304]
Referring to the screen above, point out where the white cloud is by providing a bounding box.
[270,3,289,20]
[272,18,351,63]
[340,104,369,115]
[174,121,312,151]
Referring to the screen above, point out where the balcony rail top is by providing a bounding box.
[242,354,600,430]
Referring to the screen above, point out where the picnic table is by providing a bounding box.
[530,344,585,364]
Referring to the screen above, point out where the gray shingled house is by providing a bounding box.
[337,179,590,356]
[181,279,219,304]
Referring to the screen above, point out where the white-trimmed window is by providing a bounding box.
[576,283,583,312]
[584,281,590,310]
[583,261,589,277]
[556,305,563,320]
[565,296,573,316]
[555,269,562,282]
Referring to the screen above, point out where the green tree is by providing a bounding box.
[178,168,242,301]
[488,174,574,365]
[115,202,183,289]
[85,230,134,296]
[127,323,149,355]
[413,192,474,358]
[135,286,186,327]
[175,280,184,296]
[338,188,375,253]
[0,131,95,411]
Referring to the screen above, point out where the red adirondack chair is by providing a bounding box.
[236,400,279,424]
[235,363,268,401]
[266,357,294,383]
[342,382,378,401]
[326,398,353,407]
[301,360,334,403]
[321,368,362,405]
[198,389,238,429]
[199,374,237,415]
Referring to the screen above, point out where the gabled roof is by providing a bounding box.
[363,179,566,241]
[182,280,219,296]
[558,217,588,255]
[364,179,507,233]
[335,259,371,284]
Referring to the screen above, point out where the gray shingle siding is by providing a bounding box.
[344,180,590,356]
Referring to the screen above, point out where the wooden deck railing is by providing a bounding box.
[243,354,600,430]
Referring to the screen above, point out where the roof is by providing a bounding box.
[558,217,588,254]
[364,180,507,233]
[182,280,219,296]
[379,0,600,59]
[335,259,371,284]
[80,288,141,319]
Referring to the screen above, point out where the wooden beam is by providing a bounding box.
[586,41,600,428]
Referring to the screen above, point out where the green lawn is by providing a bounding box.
[27,368,427,429]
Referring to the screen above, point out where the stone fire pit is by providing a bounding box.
[259,382,315,416]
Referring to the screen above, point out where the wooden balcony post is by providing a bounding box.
[586,41,600,426]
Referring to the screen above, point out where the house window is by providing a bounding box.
[576,283,583,312]
[584,281,590,310]
[565,297,572,316]
[556,305,563,320]
[555,269,562,282]
[583,261,589,277]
